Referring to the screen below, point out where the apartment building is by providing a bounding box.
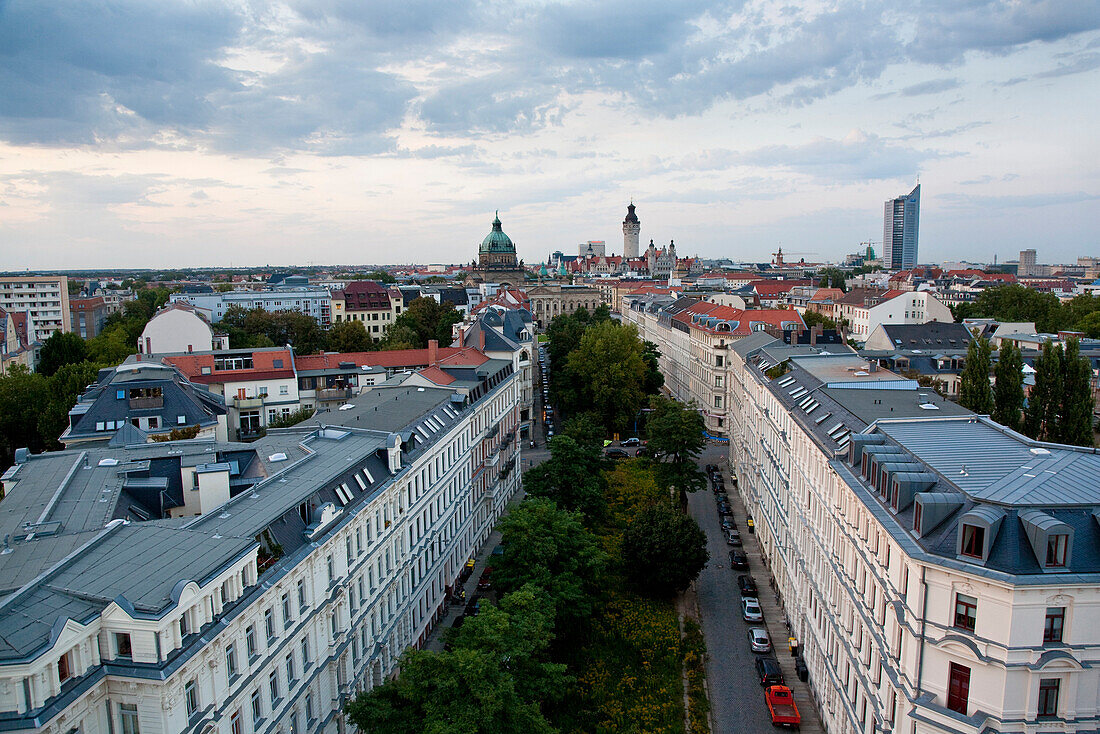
[526,284,602,329]
[0,275,71,342]
[622,294,804,438]
[170,288,332,325]
[0,306,33,375]
[808,289,952,343]
[0,356,521,734]
[138,302,229,355]
[69,297,110,339]
[726,333,1100,734]
[331,282,403,337]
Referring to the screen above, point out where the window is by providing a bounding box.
[259,386,269,397]
[913,502,923,533]
[286,653,296,683]
[116,389,126,399]
[1044,607,1065,643]
[282,593,292,627]
[147,416,159,429]
[1046,534,1068,567]
[953,594,977,632]
[177,415,187,425]
[265,608,276,641]
[116,632,132,658]
[1038,678,1060,717]
[269,670,280,703]
[230,710,242,734]
[280,385,288,395]
[947,663,970,714]
[298,579,307,612]
[250,688,263,726]
[327,555,334,585]
[714,395,722,408]
[223,644,239,682]
[120,703,141,734]
[246,624,257,658]
[57,651,72,683]
[960,524,985,558]
[185,679,199,716]
[301,636,311,667]
[305,693,315,723]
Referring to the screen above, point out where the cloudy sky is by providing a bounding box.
[1,0,1098,270]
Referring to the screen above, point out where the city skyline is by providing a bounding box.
[0,2,1098,269]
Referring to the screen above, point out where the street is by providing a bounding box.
[688,444,824,734]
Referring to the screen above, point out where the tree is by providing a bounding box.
[37,331,89,377]
[1024,341,1063,441]
[802,310,838,330]
[327,320,374,352]
[561,412,605,450]
[621,503,708,596]
[958,337,994,414]
[387,297,462,348]
[645,395,707,494]
[563,321,647,434]
[0,365,52,468]
[522,435,608,519]
[493,498,607,626]
[958,284,1063,333]
[39,361,101,447]
[447,584,568,706]
[344,646,556,734]
[642,341,664,395]
[817,267,848,291]
[1058,337,1094,447]
[992,340,1025,432]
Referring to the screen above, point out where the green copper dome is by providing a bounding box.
[480,211,515,254]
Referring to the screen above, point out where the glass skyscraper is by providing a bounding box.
[883,184,920,269]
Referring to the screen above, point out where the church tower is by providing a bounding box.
[623,202,640,259]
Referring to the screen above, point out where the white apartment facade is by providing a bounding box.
[726,335,1100,734]
[841,291,953,343]
[0,363,522,734]
[0,275,71,342]
[170,289,332,325]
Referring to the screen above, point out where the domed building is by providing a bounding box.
[466,212,528,287]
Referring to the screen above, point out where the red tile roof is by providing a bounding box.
[672,302,804,336]
[749,280,811,296]
[163,349,295,384]
[417,366,456,385]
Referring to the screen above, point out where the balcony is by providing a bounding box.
[234,396,265,409]
[236,427,266,442]
[316,387,352,402]
[128,396,163,409]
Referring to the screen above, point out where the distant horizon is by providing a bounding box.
[1,3,1097,269]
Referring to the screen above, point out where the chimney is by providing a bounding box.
[428,339,438,366]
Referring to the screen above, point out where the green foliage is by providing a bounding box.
[384,297,461,349]
[150,425,203,442]
[1024,341,1062,441]
[1020,338,1092,447]
[645,395,707,494]
[562,321,648,434]
[560,412,606,450]
[38,331,88,376]
[952,284,1074,333]
[682,618,711,734]
[1059,337,1094,447]
[0,365,55,469]
[84,286,174,365]
[268,407,316,428]
[816,267,848,291]
[992,341,1025,432]
[350,270,395,283]
[494,498,607,627]
[327,320,374,352]
[802,309,838,330]
[219,304,326,352]
[642,340,665,395]
[523,435,608,519]
[958,337,994,414]
[622,503,708,596]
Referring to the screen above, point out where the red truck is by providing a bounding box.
[764,685,801,728]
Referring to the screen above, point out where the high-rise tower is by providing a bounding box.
[623,202,640,259]
[883,184,920,269]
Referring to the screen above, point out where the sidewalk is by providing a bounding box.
[718,459,825,734]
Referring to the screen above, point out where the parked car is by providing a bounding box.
[729,550,748,570]
[742,597,764,622]
[477,567,493,591]
[720,516,735,531]
[738,575,758,597]
[764,685,801,728]
[726,529,743,546]
[748,627,772,654]
[621,437,642,447]
[465,596,482,617]
[755,657,785,687]
[605,448,630,459]
[634,447,649,457]
[705,464,718,473]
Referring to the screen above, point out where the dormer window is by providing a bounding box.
[1046,534,1069,567]
[960,524,985,558]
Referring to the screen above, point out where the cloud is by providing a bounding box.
[901,77,961,96]
[736,130,942,181]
